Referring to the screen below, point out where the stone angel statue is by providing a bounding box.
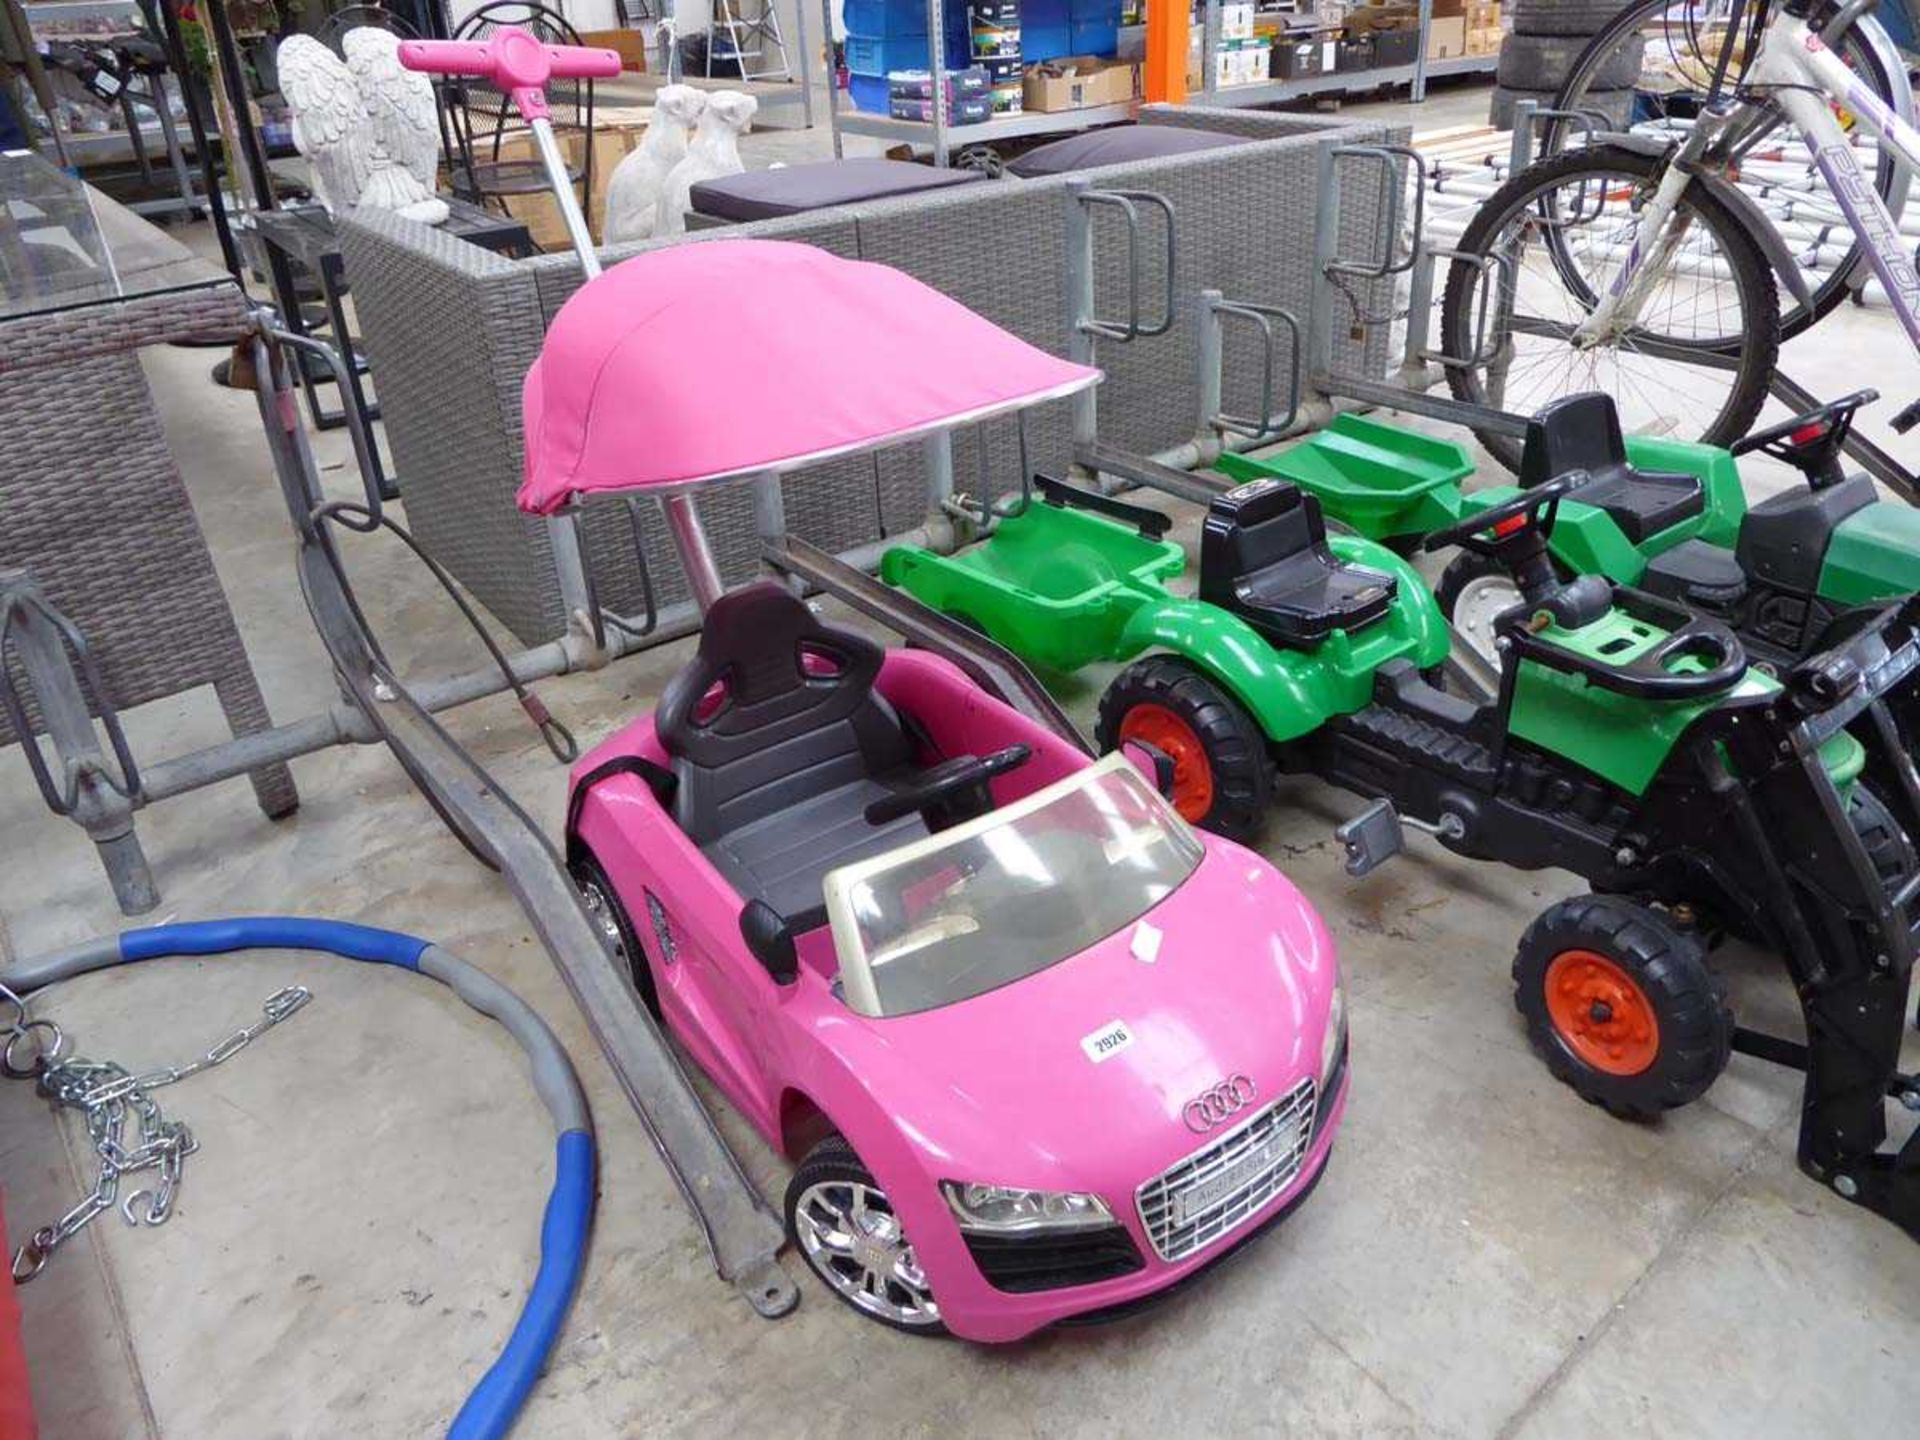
[277,30,449,226]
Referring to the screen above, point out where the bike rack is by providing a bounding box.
[1198,291,1302,444]
[1059,180,1311,504]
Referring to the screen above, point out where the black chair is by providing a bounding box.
[441,0,597,228]
[315,3,421,54]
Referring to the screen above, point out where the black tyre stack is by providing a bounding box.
[1491,0,1635,130]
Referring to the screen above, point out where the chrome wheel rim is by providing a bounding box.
[579,880,628,963]
[1452,574,1522,673]
[792,1179,940,1327]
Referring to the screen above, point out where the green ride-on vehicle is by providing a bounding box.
[884,469,1920,1242]
[1216,389,1920,678]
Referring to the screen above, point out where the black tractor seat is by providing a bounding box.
[1522,393,1704,543]
[1638,539,1748,612]
[1736,473,1877,594]
[654,581,931,926]
[1200,478,1397,649]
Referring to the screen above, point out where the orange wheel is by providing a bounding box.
[1543,949,1659,1076]
[1119,703,1215,823]
[1515,896,1732,1119]
[1097,657,1270,842]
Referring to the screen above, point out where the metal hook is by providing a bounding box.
[2,1018,65,1080]
[10,1234,49,1284]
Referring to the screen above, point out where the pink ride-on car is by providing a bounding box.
[566,580,1349,1341]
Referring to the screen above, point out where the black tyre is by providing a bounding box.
[1498,32,1643,89]
[1435,550,1526,670]
[1549,0,1906,339]
[1848,784,1917,889]
[569,850,662,1018]
[1440,143,1778,473]
[1509,0,1635,36]
[784,1136,947,1335]
[1514,894,1733,1118]
[1096,655,1272,843]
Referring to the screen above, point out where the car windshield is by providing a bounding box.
[826,754,1205,1018]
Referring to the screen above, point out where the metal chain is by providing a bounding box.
[1,980,312,1283]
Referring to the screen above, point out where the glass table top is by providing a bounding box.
[1,148,236,322]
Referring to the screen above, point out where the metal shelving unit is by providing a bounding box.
[824,0,1143,166]
[822,0,1500,164]
[1198,0,1495,109]
[1202,52,1496,108]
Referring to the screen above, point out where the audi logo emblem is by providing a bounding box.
[1183,1074,1256,1132]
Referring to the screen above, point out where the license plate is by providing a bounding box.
[1169,1123,1299,1227]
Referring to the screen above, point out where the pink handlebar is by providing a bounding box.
[399,32,621,122]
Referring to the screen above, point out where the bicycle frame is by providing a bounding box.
[1581,9,1920,352]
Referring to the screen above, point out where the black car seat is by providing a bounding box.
[655,581,930,926]
[1521,393,1704,542]
[1199,478,1397,648]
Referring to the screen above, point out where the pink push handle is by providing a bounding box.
[399,32,621,123]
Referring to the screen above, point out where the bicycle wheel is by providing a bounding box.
[1439,143,1779,472]
[1550,0,1905,339]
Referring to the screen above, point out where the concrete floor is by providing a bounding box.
[7,85,1920,1438]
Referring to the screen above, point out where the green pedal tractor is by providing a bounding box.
[1216,389,1920,678]
[883,470,1920,1241]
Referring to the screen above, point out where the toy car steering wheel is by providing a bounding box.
[865,745,1032,829]
[1730,388,1875,491]
[1422,473,1581,559]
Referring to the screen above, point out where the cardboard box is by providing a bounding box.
[1023,55,1138,110]
[1425,15,1467,58]
[484,117,647,246]
[1466,24,1502,55]
[1342,4,1418,34]
[1273,29,1337,78]
[580,28,649,72]
[1372,26,1420,65]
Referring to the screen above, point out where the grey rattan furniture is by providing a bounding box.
[341,106,1407,646]
[1,154,297,867]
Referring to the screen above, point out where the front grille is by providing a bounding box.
[1136,1077,1317,1263]
[963,1224,1146,1293]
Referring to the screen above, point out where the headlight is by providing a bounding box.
[940,1181,1115,1234]
[1320,973,1348,1087]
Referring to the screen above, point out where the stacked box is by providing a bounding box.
[1344,2,1420,67]
[1067,0,1121,56]
[1464,0,1502,55]
[888,65,992,98]
[1219,2,1255,39]
[844,0,972,113]
[1215,35,1266,85]
[973,0,1026,112]
[1272,27,1337,79]
[1024,53,1138,108]
[890,93,996,121]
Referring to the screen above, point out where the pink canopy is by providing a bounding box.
[516,238,1100,515]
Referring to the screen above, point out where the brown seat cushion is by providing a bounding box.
[1006,124,1252,178]
[690,157,982,221]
